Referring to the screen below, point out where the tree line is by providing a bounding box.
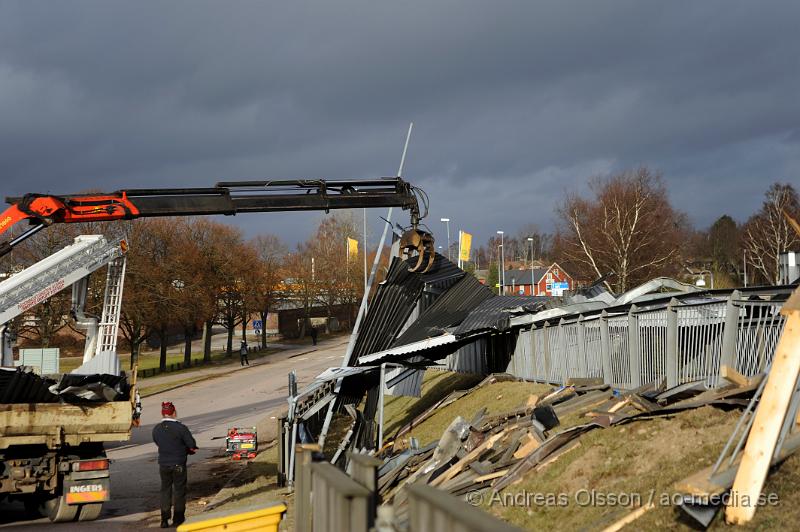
[470,168,799,293]
[1,212,365,370]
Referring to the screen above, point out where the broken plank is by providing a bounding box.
[475,469,509,483]
[513,434,541,460]
[720,364,750,387]
[599,503,655,532]
[431,431,506,487]
[727,310,800,524]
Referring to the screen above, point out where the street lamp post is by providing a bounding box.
[527,237,534,296]
[497,244,503,295]
[440,218,451,261]
[497,230,504,295]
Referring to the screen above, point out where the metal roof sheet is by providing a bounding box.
[358,334,458,364]
[454,295,547,336]
[392,274,494,347]
[346,253,463,366]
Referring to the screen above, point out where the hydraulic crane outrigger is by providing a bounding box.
[0,177,436,272]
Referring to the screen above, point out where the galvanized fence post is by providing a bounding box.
[577,315,589,379]
[599,311,613,386]
[295,444,321,532]
[311,462,370,532]
[542,322,551,383]
[559,318,569,384]
[719,290,741,372]
[627,304,641,389]
[528,325,538,382]
[347,452,382,530]
[666,298,679,388]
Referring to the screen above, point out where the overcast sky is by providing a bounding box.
[1,1,798,251]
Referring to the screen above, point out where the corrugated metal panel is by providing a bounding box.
[454,296,547,336]
[385,366,425,397]
[0,367,59,403]
[358,334,458,364]
[392,275,494,347]
[347,253,463,366]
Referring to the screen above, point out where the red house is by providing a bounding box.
[502,262,574,296]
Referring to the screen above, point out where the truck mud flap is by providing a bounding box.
[63,478,110,505]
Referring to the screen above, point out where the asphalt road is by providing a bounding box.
[0,337,350,530]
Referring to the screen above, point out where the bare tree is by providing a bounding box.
[284,244,319,338]
[249,234,287,348]
[310,214,361,329]
[555,167,688,293]
[741,183,800,284]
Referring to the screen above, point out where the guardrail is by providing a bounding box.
[295,444,517,532]
[507,287,791,390]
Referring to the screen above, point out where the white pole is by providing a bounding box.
[497,244,502,295]
[529,238,534,296]
[446,220,450,261]
[743,250,748,287]
[458,230,462,269]
[363,209,368,296]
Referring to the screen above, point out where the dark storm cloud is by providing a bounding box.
[1,1,798,247]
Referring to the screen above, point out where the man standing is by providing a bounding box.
[239,340,249,366]
[152,401,197,528]
[309,325,318,346]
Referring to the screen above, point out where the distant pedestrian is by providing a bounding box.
[309,325,318,346]
[240,340,249,366]
[152,402,197,529]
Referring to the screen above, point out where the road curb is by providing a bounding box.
[139,373,223,397]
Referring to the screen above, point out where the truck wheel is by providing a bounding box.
[77,502,103,521]
[43,495,78,522]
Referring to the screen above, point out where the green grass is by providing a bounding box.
[59,347,280,377]
[138,375,219,397]
[387,376,552,447]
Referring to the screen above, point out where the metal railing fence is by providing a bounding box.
[507,287,792,390]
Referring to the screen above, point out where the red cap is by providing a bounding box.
[161,401,176,416]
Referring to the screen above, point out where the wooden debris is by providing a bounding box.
[727,305,800,524]
[377,362,768,514]
[525,394,540,408]
[541,385,576,405]
[720,364,750,387]
[475,469,509,483]
[600,502,655,532]
[512,433,541,460]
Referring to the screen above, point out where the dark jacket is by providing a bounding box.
[152,419,197,466]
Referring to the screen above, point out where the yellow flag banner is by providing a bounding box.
[347,237,359,259]
[459,231,472,262]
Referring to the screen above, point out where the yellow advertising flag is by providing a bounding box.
[459,231,472,262]
[347,237,359,259]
